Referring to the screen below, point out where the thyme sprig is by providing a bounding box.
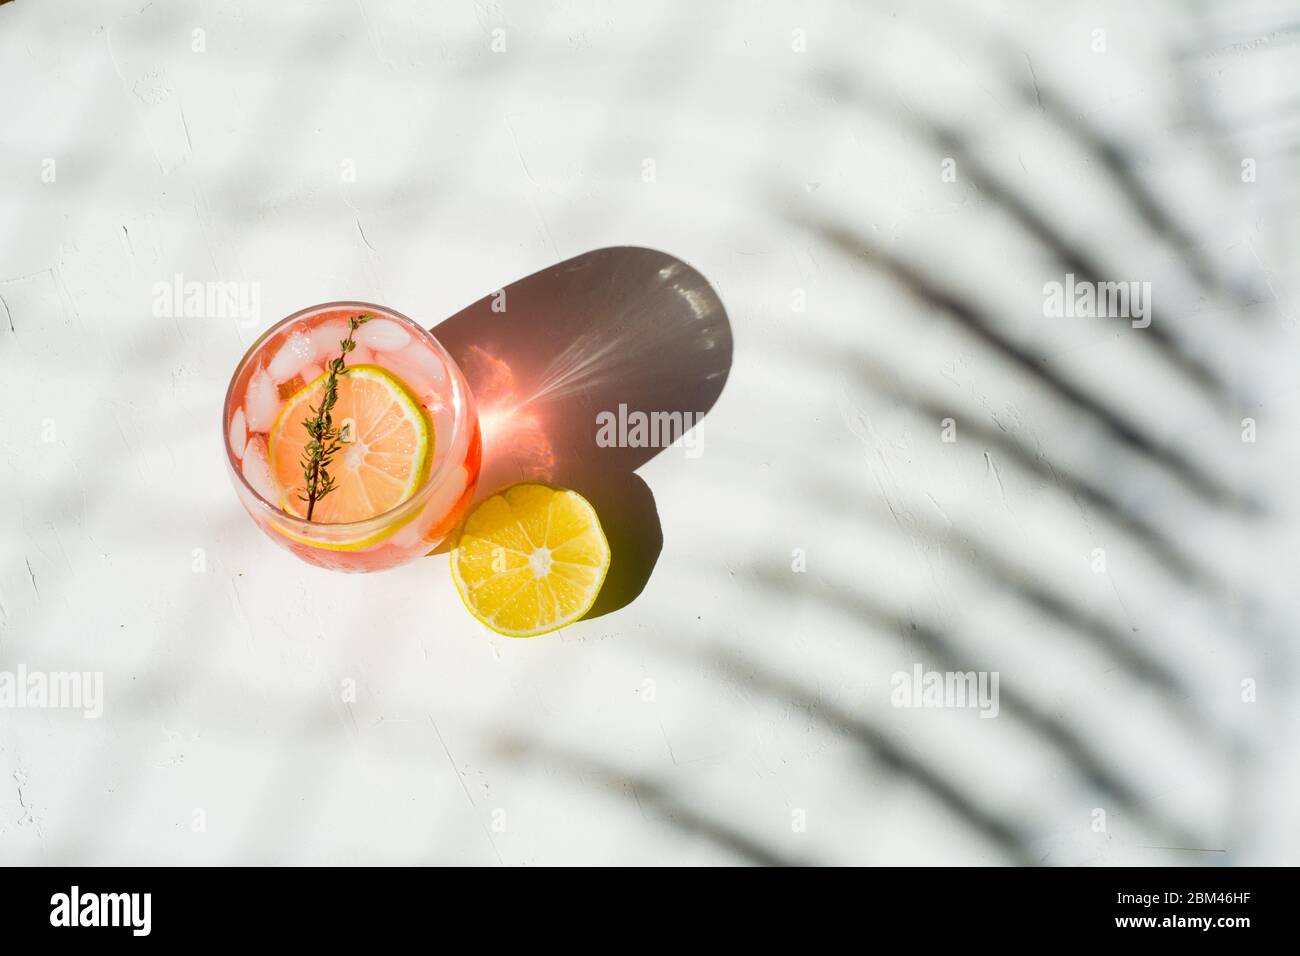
[300,313,372,520]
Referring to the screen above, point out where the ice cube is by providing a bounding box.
[389,465,469,549]
[346,345,375,367]
[378,343,445,397]
[388,501,436,549]
[299,364,324,384]
[229,407,247,458]
[428,464,469,517]
[241,435,278,503]
[430,405,454,453]
[401,341,445,385]
[244,367,279,432]
[267,330,313,383]
[356,318,411,352]
[310,320,350,362]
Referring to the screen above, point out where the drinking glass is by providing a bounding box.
[222,302,481,572]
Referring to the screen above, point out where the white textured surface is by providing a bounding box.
[1,0,1298,864]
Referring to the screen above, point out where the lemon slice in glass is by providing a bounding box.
[268,366,432,549]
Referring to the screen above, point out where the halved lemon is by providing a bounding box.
[269,365,432,531]
[451,483,610,637]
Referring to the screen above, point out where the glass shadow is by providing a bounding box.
[431,246,733,619]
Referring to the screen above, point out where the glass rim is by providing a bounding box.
[222,300,472,540]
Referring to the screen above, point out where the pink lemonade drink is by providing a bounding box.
[223,302,481,572]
